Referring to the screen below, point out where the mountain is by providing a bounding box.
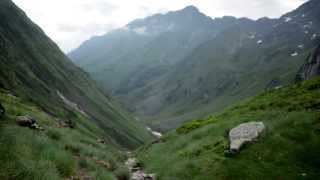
[137,75,320,179]
[296,44,320,81]
[69,6,239,94]
[70,0,320,131]
[0,0,153,149]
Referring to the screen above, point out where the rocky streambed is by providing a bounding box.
[125,157,155,180]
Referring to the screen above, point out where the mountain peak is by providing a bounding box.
[181,5,200,13]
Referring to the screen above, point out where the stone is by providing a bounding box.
[16,115,43,130]
[125,158,156,180]
[229,121,265,153]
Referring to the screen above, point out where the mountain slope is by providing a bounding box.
[129,0,320,130]
[0,90,129,179]
[137,75,320,179]
[69,6,240,94]
[296,44,320,81]
[0,0,153,149]
[70,0,320,132]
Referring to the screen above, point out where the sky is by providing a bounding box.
[12,0,307,53]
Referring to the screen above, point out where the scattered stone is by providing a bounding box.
[229,121,265,153]
[311,33,317,40]
[131,171,155,180]
[125,158,156,180]
[298,44,304,49]
[291,52,299,57]
[0,102,5,118]
[125,158,139,171]
[16,115,44,130]
[257,40,263,45]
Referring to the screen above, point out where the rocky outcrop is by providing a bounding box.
[16,115,43,130]
[229,121,265,153]
[0,102,4,118]
[296,44,320,82]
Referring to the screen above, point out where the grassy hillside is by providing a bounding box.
[0,90,133,180]
[137,76,320,179]
[0,0,153,149]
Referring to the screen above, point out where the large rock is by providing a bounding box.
[0,102,4,118]
[229,121,265,153]
[16,115,43,130]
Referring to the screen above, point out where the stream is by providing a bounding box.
[124,127,161,180]
[125,157,155,180]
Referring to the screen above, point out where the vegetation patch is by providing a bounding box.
[138,76,320,180]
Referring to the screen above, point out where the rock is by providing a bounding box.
[296,44,320,82]
[97,138,105,144]
[125,158,156,180]
[0,102,5,118]
[131,170,155,180]
[229,121,265,153]
[125,158,139,171]
[16,115,43,130]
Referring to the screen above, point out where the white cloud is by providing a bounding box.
[12,0,307,53]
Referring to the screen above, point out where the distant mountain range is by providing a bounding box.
[69,0,320,131]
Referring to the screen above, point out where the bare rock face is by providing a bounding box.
[296,44,320,82]
[16,115,43,130]
[229,121,265,153]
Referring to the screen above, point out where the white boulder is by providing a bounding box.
[229,121,265,153]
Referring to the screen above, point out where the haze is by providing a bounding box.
[13,0,306,53]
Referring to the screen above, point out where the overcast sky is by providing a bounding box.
[12,0,307,53]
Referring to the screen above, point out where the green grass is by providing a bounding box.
[137,76,320,180]
[0,91,131,180]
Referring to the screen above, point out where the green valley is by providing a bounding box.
[1,0,320,179]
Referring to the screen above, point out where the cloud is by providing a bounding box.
[12,0,307,53]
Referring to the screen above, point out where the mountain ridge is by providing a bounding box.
[70,0,320,131]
